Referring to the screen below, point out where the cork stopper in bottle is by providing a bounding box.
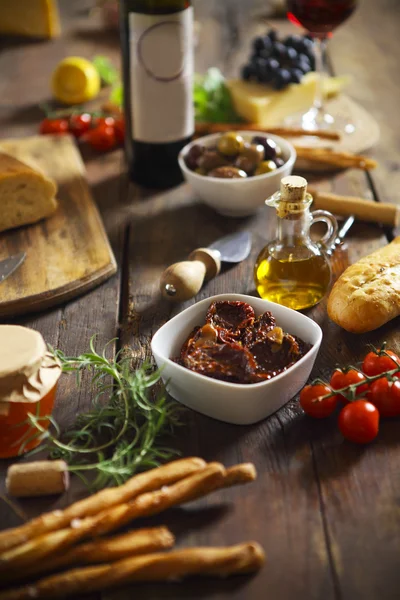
[280,176,308,202]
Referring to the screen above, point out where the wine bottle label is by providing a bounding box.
[129,7,194,143]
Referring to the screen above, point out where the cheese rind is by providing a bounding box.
[0,153,57,233]
[0,0,60,38]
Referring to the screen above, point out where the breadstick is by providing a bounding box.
[0,543,265,600]
[195,121,340,141]
[0,514,105,573]
[295,146,377,170]
[92,462,227,537]
[4,528,175,584]
[0,457,206,554]
[223,463,257,487]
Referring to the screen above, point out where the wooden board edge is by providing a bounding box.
[0,258,118,319]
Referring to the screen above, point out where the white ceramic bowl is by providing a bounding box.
[178,132,296,218]
[151,293,322,425]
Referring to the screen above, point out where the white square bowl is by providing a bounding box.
[151,293,322,425]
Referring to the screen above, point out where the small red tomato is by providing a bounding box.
[330,369,369,403]
[84,124,117,152]
[69,113,92,138]
[114,117,125,145]
[94,116,115,128]
[338,400,379,444]
[368,377,400,417]
[299,384,338,419]
[39,117,69,135]
[362,349,400,376]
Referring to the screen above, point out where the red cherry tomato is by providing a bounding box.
[94,116,115,128]
[39,117,69,135]
[368,377,400,417]
[69,113,92,138]
[84,124,117,152]
[330,369,369,403]
[338,400,379,444]
[114,117,125,145]
[299,384,338,418]
[362,349,400,376]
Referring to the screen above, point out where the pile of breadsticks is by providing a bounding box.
[0,458,264,600]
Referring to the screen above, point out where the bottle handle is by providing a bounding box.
[310,210,339,251]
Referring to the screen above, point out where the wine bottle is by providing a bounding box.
[120,0,194,188]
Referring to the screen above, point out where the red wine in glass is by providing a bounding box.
[287,0,357,38]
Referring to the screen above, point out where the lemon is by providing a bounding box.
[51,57,101,105]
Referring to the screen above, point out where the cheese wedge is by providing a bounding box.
[0,0,61,39]
[0,153,57,233]
[227,73,349,127]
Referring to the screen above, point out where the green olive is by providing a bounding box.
[241,143,264,165]
[195,167,207,175]
[208,166,247,179]
[255,160,278,176]
[217,132,245,157]
[198,151,228,172]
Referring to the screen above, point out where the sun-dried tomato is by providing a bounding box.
[176,302,310,385]
[183,341,256,384]
[206,301,255,333]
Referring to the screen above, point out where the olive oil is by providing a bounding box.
[255,250,331,310]
[254,175,338,310]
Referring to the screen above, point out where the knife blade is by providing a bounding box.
[0,252,26,284]
[160,231,252,302]
[326,215,355,256]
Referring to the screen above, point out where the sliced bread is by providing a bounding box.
[0,152,58,233]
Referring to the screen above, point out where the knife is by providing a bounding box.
[0,252,26,284]
[326,215,355,256]
[160,231,252,302]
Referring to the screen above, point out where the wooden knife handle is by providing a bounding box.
[160,248,221,303]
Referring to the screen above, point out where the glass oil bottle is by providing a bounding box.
[254,175,339,310]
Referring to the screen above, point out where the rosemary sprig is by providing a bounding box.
[17,337,182,490]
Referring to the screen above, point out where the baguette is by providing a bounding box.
[327,237,400,333]
[0,152,57,233]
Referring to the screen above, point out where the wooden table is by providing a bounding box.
[1,1,400,599]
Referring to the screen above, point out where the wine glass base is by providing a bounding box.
[285,106,356,135]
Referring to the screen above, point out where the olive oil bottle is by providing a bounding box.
[119,0,194,188]
[254,176,338,310]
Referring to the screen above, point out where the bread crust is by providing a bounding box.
[327,237,400,333]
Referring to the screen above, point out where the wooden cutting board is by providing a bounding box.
[0,135,117,318]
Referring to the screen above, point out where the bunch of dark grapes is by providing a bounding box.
[241,29,316,90]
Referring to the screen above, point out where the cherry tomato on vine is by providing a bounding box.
[368,377,400,417]
[362,349,400,377]
[330,369,369,403]
[68,113,92,138]
[338,400,379,444]
[84,123,117,152]
[39,117,69,135]
[114,118,125,145]
[299,384,338,418]
[94,115,115,128]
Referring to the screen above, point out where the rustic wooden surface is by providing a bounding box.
[0,135,116,317]
[1,1,400,599]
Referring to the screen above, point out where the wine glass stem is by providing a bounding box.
[312,37,327,116]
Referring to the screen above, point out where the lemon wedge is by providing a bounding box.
[51,57,101,105]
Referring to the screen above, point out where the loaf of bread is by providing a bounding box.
[327,237,400,333]
[0,152,57,233]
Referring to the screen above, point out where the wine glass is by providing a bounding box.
[285,0,358,134]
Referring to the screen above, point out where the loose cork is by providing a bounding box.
[6,460,69,498]
[280,175,308,202]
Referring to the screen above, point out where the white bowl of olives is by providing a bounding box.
[178,131,296,217]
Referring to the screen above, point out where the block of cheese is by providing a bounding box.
[227,73,349,127]
[0,153,57,233]
[0,0,60,39]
